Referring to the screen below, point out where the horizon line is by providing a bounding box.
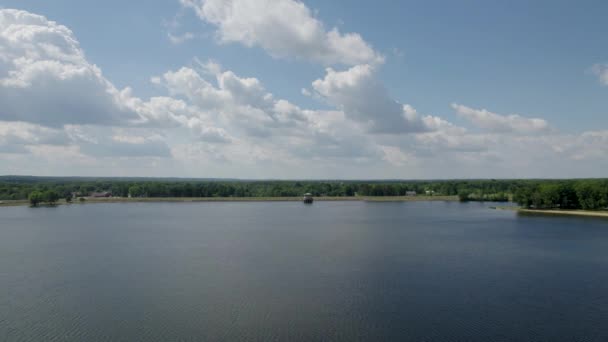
[1,175,607,182]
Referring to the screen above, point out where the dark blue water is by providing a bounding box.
[1,201,607,341]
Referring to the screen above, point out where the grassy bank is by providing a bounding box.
[493,206,608,218]
[362,195,457,202]
[517,208,608,218]
[0,200,29,207]
[0,195,458,207]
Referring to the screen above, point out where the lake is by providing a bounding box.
[1,201,607,341]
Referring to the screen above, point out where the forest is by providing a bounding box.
[0,176,607,210]
[513,180,608,210]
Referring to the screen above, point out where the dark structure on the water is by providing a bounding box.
[303,193,313,204]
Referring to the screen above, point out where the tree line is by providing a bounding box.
[0,177,606,210]
[513,180,608,210]
[1,177,528,200]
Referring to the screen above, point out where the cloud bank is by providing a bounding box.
[0,6,607,178]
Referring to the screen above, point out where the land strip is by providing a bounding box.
[494,206,608,219]
[0,195,458,207]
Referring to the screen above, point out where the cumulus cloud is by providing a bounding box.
[2,8,608,178]
[186,118,232,143]
[380,145,411,166]
[177,1,442,137]
[65,126,173,158]
[451,103,550,134]
[0,121,71,154]
[180,0,382,66]
[0,121,69,146]
[153,66,231,110]
[0,121,172,159]
[0,9,139,127]
[0,121,61,153]
[154,63,309,137]
[310,65,443,134]
[0,8,233,161]
[0,9,204,131]
[591,64,608,86]
[153,61,387,163]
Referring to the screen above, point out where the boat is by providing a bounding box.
[303,193,313,204]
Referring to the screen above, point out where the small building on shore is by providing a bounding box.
[405,191,417,197]
[303,193,313,204]
[71,192,84,199]
[90,191,112,198]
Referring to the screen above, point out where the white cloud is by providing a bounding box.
[186,118,232,143]
[168,31,195,44]
[591,63,608,86]
[380,145,411,166]
[155,66,231,110]
[565,130,608,161]
[0,9,374,174]
[180,0,382,66]
[451,103,550,134]
[154,63,310,137]
[163,11,197,45]
[127,95,205,128]
[0,121,69,147]
[310,65,440,134]
[0,9,139,127]
[154,61,389,163]
[413,131,491,154]
[0,120,172,159]
[2,8,608,178]
[0,9,205,131]
[66,126,173,158]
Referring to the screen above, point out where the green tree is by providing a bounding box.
[576,182,605,210]
[128,185,144,197]
[43,190,60,205]
[539,184,561,208]
[513,187,534,208]
[458,190,470,202]
[28,191,44,206]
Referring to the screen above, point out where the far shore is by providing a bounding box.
[0,195,459,207]
[495,206,608,219]
[518,208,608,218]
[4,198,607,218]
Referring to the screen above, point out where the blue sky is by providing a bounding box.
[0,0,607,178]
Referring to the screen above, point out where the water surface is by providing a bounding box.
[1,201,607,341]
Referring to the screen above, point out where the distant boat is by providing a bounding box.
[303,193,313,204]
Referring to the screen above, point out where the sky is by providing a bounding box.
[0,0,607,179]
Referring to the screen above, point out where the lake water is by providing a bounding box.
[1,201,607,341]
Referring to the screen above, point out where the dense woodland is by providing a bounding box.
[0,176,607,210]
[512,180,608,210]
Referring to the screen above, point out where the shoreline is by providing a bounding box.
[3,198,606,218]
[0,195,458,207]
[494,206,608,219]
[517,208,608,218]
